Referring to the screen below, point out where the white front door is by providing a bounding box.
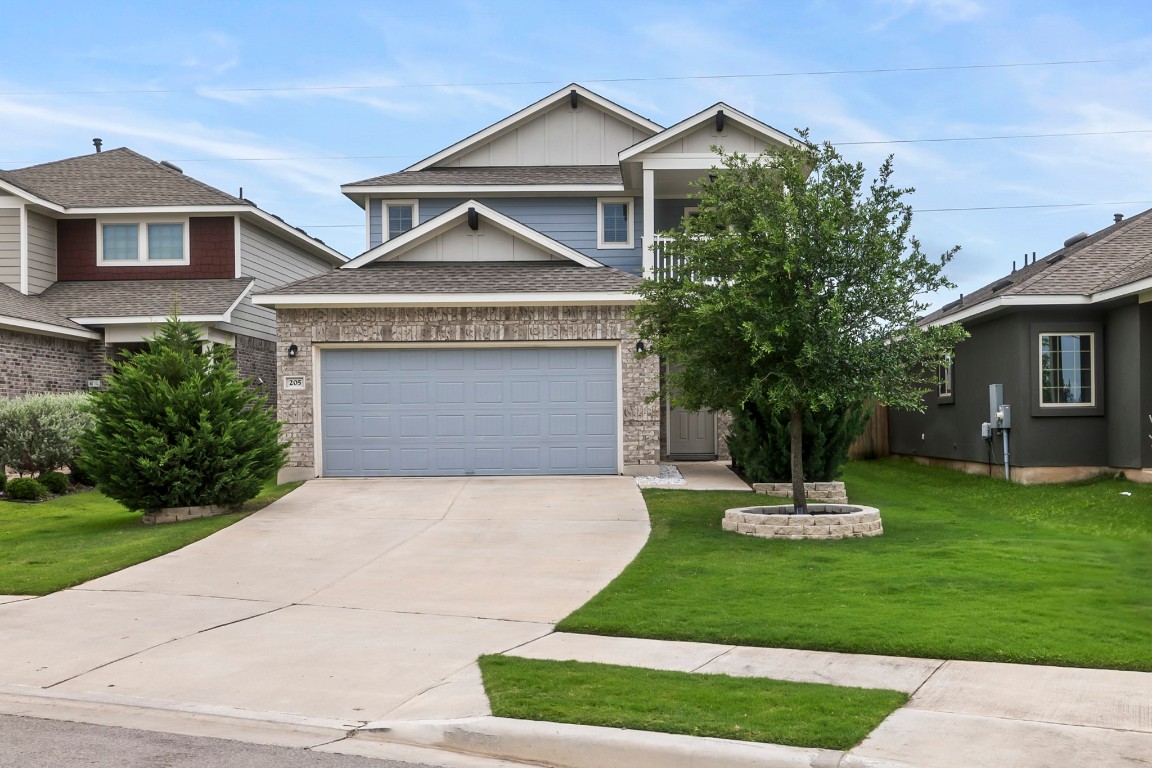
[668,405,716,458]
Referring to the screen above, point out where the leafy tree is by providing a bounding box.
[78,318,287,513]
[633,135,966,511]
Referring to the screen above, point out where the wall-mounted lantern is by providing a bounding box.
[287,344,299,358]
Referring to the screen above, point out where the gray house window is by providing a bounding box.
[98,219,189,265]
[387,203,414,239]
[597,197,633,249]
[1039,333,1094,406]
[937,356,954,402]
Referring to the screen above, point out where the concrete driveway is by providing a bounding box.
[0,477,649,723]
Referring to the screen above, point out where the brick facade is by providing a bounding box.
[275,305,661,476]
[0,329,103,398]
[234,334,277,408]
[57,216,234,281]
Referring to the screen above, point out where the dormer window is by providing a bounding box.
[98,218,189,265]
[598,198,634,249]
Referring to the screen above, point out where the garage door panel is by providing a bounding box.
[321,347,618,476]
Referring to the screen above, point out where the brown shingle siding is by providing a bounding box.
[56,216,235,281]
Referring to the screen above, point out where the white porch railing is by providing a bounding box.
[644,236,690,281]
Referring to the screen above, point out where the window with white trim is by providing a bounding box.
[938,356,954,400]
[1039,332,1094,406]
[98,219,189,265]
[385,201,417,240]
[597,198,634,249]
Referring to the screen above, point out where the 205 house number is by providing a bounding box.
[283,376,306,390]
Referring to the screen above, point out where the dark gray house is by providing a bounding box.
[889,209,1152,483]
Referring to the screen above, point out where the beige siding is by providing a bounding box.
[452,104,651,167]
[660,124,771,155]
[26,211,57,295]
[392,220,560,263]
[0,207,21,291]
[234,220,334,340]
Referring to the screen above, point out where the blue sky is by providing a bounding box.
[3,0,1151,306]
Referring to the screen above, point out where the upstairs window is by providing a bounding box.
[99,219,189,265]
[598,198,634,249]
[385,201,417,240]
[1039,333,1094,406]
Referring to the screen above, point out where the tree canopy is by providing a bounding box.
[632,134,966,510]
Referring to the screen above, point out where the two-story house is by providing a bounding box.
[255,84,797,480]
[0,147,344,402]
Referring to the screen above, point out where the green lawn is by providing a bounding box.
[0,482,301,595]
[479,655,907,750]
[558,459,1152,670]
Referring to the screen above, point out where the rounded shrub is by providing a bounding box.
[37,471,70,495]
[68,462,94,487]
[0,474,6,493]
[5,477,47,501]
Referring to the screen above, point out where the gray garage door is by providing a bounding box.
[320,346,618,476]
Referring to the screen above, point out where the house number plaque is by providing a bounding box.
[283,376,306,391]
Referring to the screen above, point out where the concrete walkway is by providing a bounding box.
[499,633,1152,768]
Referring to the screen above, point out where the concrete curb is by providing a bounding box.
[358,716,918,768]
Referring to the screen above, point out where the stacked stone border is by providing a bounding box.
[722,504,883,540]
[142,505,233,525]
[752,481,847,504]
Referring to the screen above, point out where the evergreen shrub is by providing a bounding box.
[78,317,288,513]
[37,470,70,495]
[728,401,871,484]
[5,477,47,501]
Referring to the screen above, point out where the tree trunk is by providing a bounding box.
[790,403,805,513]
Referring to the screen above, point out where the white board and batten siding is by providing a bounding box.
[650,124,772,157]
[230,221,335,341]
[0,206,19,292]
[25,211,57,295]
[447,103,650,167]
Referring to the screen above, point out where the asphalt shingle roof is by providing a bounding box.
[0,284,90,332]
[345,165,623,187]
[925,207,1152,323]
[263,261,641,296]
[0,148,243,208]
[39,279,254,318]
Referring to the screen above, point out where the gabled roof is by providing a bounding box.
[924,208,1152,326]
[0,284,98,339]
[344,165,623,189]
[0,148,346,265]
[342,199,603,269]
[38,278,254,324]
[258,261,641,298]
[618,102,800,162]
[0,148,241,208]
[402,84,663,172]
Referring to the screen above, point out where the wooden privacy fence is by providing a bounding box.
[849,402,889,460]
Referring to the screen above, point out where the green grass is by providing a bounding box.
[0,481,302,595]
[479,655,907,750]
[558,459,1152,670]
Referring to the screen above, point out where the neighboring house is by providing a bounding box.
[889,209,1152,483]
[254,84,797,480]
[0,147,344,403]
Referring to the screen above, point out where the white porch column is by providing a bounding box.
[642,167,655,277]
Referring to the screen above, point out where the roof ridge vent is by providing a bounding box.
[1063,231,1089,248]
[159,160,184,174]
